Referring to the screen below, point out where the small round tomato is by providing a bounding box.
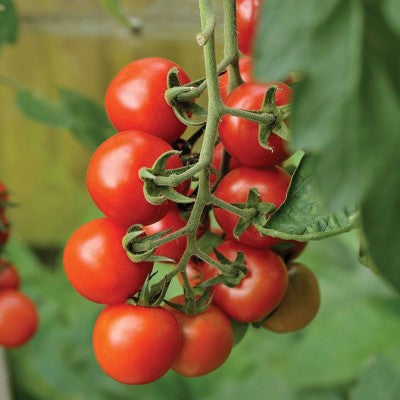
[87,130,188,227]
[263,263,320,333]
[219,56,253,99]
[93,304,182,384]
[214,166,290,248]
[143,206,187,262]
[220,81,292,168]
[167,296,233,377]
[105,57,191,143]
[210,142,240,185]
[0,261,19,290]
[0,290,38,347]
[64,218,152,304]
[236,0,261,55]
[274,240,307,262]
[203,240,288,323]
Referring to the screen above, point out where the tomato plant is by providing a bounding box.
[236,0,261,55]
[0,260,20,290]
[105,57,191,143]
[93,304,182,384]
[63,218,152,304]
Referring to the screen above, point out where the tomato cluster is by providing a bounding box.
[64,0,320,385]
[0,183,39,348]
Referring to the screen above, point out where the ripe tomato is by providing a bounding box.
[64,218,152,304]
[236,0,261,55]
[203,240,288,323]
[93,304,182,384]
[0,290,38,347]
[143,206,187,262]
[220,81,292,168]
[210,142,240,185]
[0,261,19,290]
[105,57,191,143]
[214,166,290,248]
[263,263,320,332]
[87,130,188,227]
[167,296,233,377]
[219,56,253,99]
[275,240,307,262]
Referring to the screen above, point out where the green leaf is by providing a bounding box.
[259,155,358,240]
[0,0,18,49]
[98,0,131,28]
[255,0,400,209]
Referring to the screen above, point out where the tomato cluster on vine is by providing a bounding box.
[0,182,39,348]
[64,0,320,385]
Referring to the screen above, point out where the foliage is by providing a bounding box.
[0,0,18,50]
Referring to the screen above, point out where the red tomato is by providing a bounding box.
[263,263,320,332]
[143,206,187,262]
[0,261,19,290]
[203,240,288,323]
[236,0,261,55]
[87,130,188,227]
[214,166,290,248]
[220,82,292,168]
[105,57,191,143]
[219,56,253,99]
[0,290,38,347]
[210,142,240,185]
[93,304,182,384]
[64,218,152,304]
[167,295,233,377]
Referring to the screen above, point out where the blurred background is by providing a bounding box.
[1,1,400,399]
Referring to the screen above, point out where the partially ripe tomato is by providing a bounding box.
[263,263,320,333]
[203,240,288,323]
[167,296,233,377]
[143,206,187,262]
[0,261,19,290]
[220,82,292,168]
[219,56,253,99]
[236,0,261,55]
[214,166,290,248]
[93,304,182,384]
[87,130,188,227]
[64,218,152,304]
[210,142,240,185]
[0,290,38,347]
[105,57,191,143]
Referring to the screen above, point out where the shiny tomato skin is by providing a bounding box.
[203,240,288,323]
[236,0,261,55]
[263,263,320,333]
[63,218,152,304]
[167,296,234,377]
[87,130,188,227]
[0,261,19,290]
[93,304,182,384]
[143,206,187,262]
[105,57,191,143]
[214,166,290,248]
[220,81,292,168]
[219,56,253,99]
[0,290,38,347]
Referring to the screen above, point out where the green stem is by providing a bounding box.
[209,195,254,219]
[223,105,276,124]
[195,248,231,275]
[135,227,189,252]
[154,162,206,187]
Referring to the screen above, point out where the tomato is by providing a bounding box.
[263,263,320,333]
[177,258,204,287]
[0,261,19,290]
[0,290,38,347]
[143,206,187,262]
[87,130,188,227]
[219,56,253,99]
[274,240,307,262]
[105,57,191,143]
[220,82,292,168]
[203,240,288,323]
[236,0,261,55]
[64,218,152,304]
[214,166,290,248]
[167,295,233,377]
[210,142,240,185]
[93,304,182,384]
